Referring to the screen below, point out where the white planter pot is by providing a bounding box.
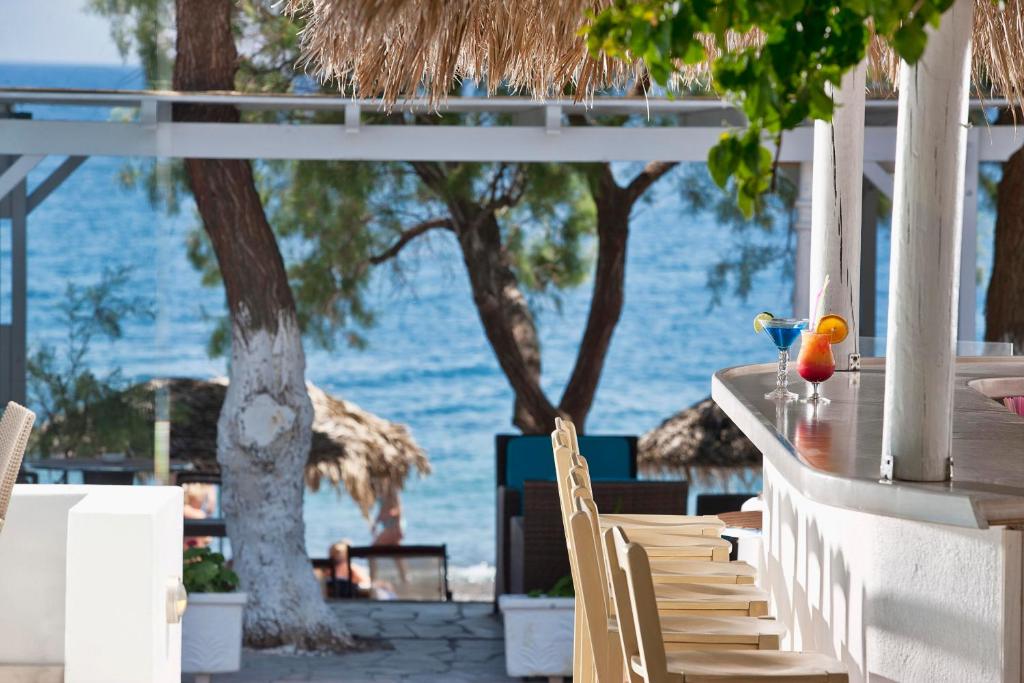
[498,594,574,678]
[182,592,248,674]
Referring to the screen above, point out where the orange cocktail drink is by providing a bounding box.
[797,330,835,403]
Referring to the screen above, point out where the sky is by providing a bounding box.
[0,0,135,65]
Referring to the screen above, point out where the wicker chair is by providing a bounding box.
[520,479,692,594]
[0,402,36,534]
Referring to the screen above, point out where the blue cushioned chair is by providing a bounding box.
[495,433,637,598]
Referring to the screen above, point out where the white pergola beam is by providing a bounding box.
[862,161,894,200]
[0,154,44,203]
[27,155,87,213]
[881,0,975,483]
[1,119,1021,163]
[810,61,866,370]
[0,119,823,163]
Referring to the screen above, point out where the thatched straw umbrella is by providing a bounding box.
[156,378,429,517]
[285,0,1024,108]
[638,397,759,486]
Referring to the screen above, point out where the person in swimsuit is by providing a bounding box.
[371,488,404,546]
[371,487,407,583]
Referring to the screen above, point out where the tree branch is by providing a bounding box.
[625,161,678,203]
[368,218,453,264]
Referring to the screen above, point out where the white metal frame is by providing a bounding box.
[0,88,1013,408]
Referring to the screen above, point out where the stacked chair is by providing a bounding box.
[552,417,848,682]
[0,402,36,535]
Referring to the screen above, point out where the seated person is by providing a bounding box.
[183,484,212,549]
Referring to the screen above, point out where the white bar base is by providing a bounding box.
[0,485,184,683]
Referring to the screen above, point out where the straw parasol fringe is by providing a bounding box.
[286,0,1024,111]
[153,378,430,518]
[304,382,431,517]
[284,0,637,103]
[638,397,760,487]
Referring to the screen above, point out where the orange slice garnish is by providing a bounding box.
[817,314,848,344]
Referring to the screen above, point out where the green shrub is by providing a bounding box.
[183,547,240,593]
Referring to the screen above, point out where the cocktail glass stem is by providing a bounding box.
[778,350,789,392]
[765,349,798,401]
[805,382,830,404]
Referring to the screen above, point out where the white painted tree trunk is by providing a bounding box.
[809,61,866,370]
[218,308,348,649]
[881,0,974,482]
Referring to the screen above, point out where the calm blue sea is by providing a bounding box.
[0,64,997,578]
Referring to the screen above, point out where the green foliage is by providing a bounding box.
[28,267,156,458]
[528,574,575,598]
[183,546,240,593]
[585,0,961,216]
[88,0,174,87]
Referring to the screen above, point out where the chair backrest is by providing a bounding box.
[605,526,669,683]
[555,416,581,455]
[551,430,576,533]
[0,402,36,532]
[566,501,616,679]
[569,468,610,595]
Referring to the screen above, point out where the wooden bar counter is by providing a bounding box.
[712,356,1024,683]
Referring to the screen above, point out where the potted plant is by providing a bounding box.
[181,547,247,680]
[497,576,575,681]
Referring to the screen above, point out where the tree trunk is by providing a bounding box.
[985,146,1024,351]
[558,172,630,429]
[174,0,348,650]
[454,206,559,433]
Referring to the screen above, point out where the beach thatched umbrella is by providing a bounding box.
[285,0,1024,108]
[155,378,429,517]
[638,397,759,484]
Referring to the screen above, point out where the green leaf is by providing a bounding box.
[892,22,928,63]
[708,138,737,188]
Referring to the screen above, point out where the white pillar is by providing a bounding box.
[881,0,974,482]
[793,161,813,319]
[957,127,980,342]
[809,61,866,370]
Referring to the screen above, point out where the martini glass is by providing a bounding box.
[762,318,809,401]
[797,330,836,404]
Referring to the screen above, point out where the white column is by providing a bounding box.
[809,61,866,370]
[957,127,980,342]
[793,161,813,319]
[881,0,975,482]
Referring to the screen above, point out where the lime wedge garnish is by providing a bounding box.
[753,312,774,334]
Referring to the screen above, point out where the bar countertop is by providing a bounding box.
[712,357,1024,529]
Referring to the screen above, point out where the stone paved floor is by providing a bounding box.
[210,602,522,683]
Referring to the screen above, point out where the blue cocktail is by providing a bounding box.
[757,316,809,401]
[765,324,803,351]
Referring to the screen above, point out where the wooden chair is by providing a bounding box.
[552,425,724,538]
[569,494,784,646]
[553,424,751,682]
[554,417,725,536]
[605,526,849,683]
[568,468,732,562]
[570,474,768,616]
[0,402,36,534]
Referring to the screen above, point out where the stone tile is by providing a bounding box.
[406,622,470,639]
[226,601,520,682]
